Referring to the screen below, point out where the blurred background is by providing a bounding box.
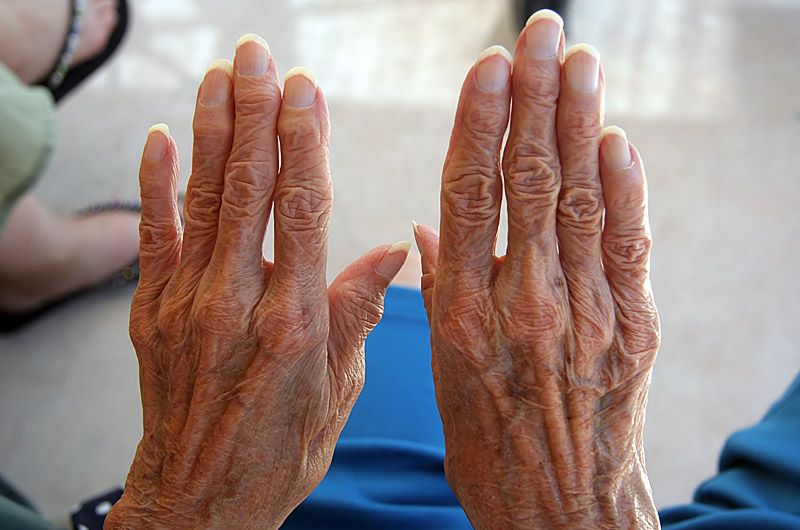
[1,0,799,526]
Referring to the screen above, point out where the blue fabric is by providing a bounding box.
[283,286,800,529]
[660,373,800,529]
[282,287,471,529]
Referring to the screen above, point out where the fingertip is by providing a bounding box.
[144,123,170,162]
[525,8,564,29]
[564,43,600,93]
[283,66,319,108]
[234,34,271,77]
[600,125,633,170]
[411,222,439,274]
[476,45,512,93]
[375,241,411,280]
[199,59,234,107]
[206,58,234,77]
[411,222,438,250]
[235,33,270,54]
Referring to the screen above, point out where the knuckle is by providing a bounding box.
[432,299,488,354]
[502,293,566,343]
[605,232,652,268]
[236,89,281,121]
[260,301,328,355]
[441,167,500,222]
[513,76,558,112]
[138,222,177,256]
[156,300,186,339]
[223,160,271,201]
[184,188,220,222]
[606,187,646,211]
[129,314,159,352]
[559,110,602,141]
[275,180,332,229]
[190,293,248,336]
[573,310,614,354]
[333,282,384,339]
[279,116,325,151]
[502,146,560,200]
[619,312,661,356]
[463,100,508,141]
[558,187,603,227]
[193,115,233,145]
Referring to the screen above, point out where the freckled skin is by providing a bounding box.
[414,22,661,530]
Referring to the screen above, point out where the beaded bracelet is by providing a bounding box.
[45,0,87,89]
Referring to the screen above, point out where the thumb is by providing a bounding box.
[327,241,411,368]
[412,222,439,322]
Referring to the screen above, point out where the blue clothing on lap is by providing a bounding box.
[282,286,800,529]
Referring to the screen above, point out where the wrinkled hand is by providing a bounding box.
[105,35,409,530]
[414,12,660,530]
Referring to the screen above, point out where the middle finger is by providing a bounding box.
[210,34,282,280]
[501,10,564,279]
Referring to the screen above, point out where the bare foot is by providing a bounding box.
[0,193,140,313]
[72,0,118,66]
[0,0,118,85]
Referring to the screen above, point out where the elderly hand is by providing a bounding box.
[414,11,660,530]
[104,35,409,530]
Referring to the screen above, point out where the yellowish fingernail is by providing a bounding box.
[144,123,169,162]
[376,241,411,278]
[284,66,318,108]
[199,59,233,107]
[565,43,600,93]
[476,45,512,93]
[235,33,271,77]
[600,125,632,169]
[525,9,563,59]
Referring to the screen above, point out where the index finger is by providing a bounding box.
[137,124,181,299]
[438,46,512,293]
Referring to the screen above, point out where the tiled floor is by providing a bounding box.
[1,0,799,526]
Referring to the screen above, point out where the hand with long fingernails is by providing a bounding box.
[104,35,409,530]
[413,10,661,530]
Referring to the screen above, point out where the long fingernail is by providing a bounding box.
[283,67,318,108]
[525,10,563,59]
[565,44,600,93]
[411,220,423,255]
[199,59,233,107]
[235,33,271,77]
[476,45,512,93]
[600,126,632,169]
[144,123,169,162]
[376,241,411,278]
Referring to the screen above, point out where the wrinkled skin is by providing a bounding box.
[104,39,408,530]
[413,15,661,530]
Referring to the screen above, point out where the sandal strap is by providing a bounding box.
[44,0,87,90]
[73,198,142,218]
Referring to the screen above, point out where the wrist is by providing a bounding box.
[451,462,660,530]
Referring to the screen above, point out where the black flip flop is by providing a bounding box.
[36,0,130,103]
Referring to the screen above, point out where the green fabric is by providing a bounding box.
[0,474,36,511]
[0,475,63,530]
[0,496,60,530]
[0,61,56,231]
